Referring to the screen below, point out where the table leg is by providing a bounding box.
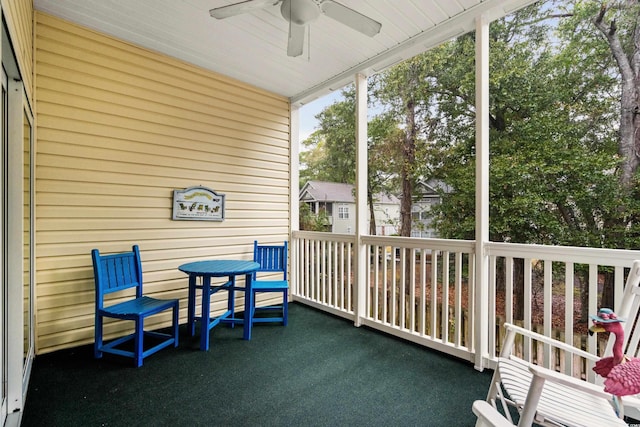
[201,276,211,351]
[227,275,236,328]
[243,272,253,340]
[187,274,196,336]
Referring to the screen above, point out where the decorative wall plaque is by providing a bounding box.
[172,186,225,221]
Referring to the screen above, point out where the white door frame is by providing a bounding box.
[0,62,7,427]
[2,13,34,425]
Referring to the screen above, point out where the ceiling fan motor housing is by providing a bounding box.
[281,0,320,26]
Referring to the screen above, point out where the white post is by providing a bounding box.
[474,14,490,371]
[354,73,368,327]
[289,105,300,300]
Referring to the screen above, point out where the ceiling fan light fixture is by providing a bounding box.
[210,0,382,57]
[281,0,320,26]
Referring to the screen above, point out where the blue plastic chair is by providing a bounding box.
[252,240,289,325]
[91,245,179,367]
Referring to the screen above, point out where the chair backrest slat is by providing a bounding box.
[253,240,288,280]
[92,245,144,308]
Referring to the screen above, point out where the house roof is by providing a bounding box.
[417,179,453,195]
[300,180,399,204]
[300,181,354,203]
[33,0,538,107]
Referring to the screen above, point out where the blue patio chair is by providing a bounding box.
[91,245,179,367]
[251,240,289,325]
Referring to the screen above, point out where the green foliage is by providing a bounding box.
[300,0,640,249]
[430,0,636,248]
[370,55,438,236]
[299,203,330,232]
[299,87,357,186]
[299,86,403,233]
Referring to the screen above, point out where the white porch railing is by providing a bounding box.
[291,231,640,372]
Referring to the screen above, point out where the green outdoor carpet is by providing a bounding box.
[21,303,493,426]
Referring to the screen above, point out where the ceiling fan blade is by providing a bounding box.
[320,1,381,37]
[210,0,276,19]
[287,23,305,57]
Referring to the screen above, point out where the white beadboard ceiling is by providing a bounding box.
[33,0,536,106]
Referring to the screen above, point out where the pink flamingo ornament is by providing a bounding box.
[590,308,640,396]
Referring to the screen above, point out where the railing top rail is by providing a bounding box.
[486,241,640,267]
[293,231,476,252]
[361,235,475,252]
[292,230,357,243]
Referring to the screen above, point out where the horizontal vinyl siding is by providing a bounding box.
[35,12,291,354]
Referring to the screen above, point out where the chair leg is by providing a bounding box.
[94,314,103,359]
[251,289,256,319]
[283,292,288,326]
[173,302,179,347]
[135,317,144,368]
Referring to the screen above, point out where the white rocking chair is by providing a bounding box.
[473,400,517,427]
[486,260,640,427]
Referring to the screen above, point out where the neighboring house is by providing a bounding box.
[410,179,450,238]
[299,181,400,235]
[299,179,450,237]
[372,194,401,236]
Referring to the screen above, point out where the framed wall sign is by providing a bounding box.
[172,186,225,221]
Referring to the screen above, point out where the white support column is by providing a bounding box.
[474,14,490,371]
[354,73,368,327]
[289,105,300,300]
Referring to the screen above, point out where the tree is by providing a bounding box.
[557,0,640,313]
[299,133,328,187]
[371,56,437,237]
[299,86,400,234]
[302,89,357,185]
[592,1,640,188]
[430,2,622,245]
[299,202,330,231]
[303,1,638,246]
[425,2,626,320]
[299,0,640,323]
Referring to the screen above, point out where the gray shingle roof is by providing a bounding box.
[300,180,399,204]
[300,181,354,203]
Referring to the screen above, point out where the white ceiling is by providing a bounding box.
[33,0,537,106]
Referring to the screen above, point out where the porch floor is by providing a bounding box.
[22,303,493,426]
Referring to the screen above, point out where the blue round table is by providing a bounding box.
[179,260,260,351]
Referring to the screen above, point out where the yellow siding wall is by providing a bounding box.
[35,12,291,354]
[3,0,34,100]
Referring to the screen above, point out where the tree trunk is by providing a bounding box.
[514,259,525,321]
[601,270,615,311]
[400,99,417,237]
[368,191,376,235]
[594,3,640,188]
[578,270,590,323]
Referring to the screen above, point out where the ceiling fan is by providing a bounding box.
[209,0,382,57]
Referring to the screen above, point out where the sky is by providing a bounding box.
[299,91,343,142]
[298,87,387,144]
